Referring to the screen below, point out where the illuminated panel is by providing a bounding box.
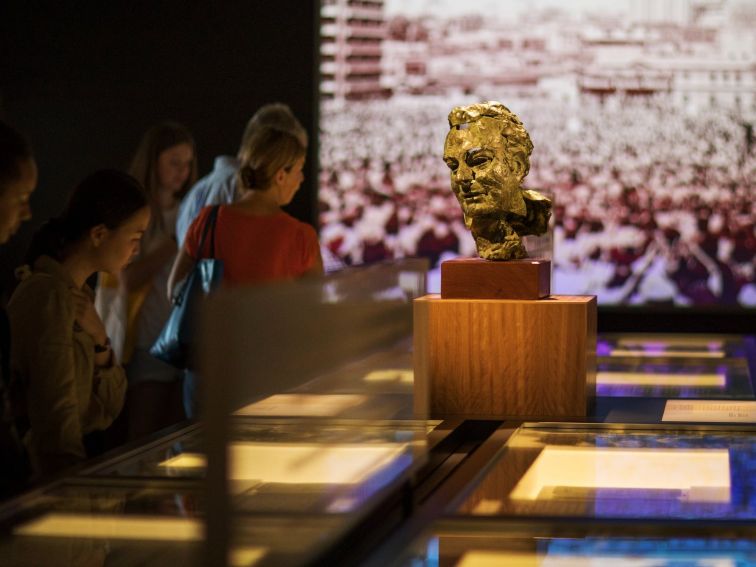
[362,369,414,384]
[160,443,407,484]
[160,453,206,469]
[234,394,368,417]
[617,338,724,349]
[596,371,726,387]
[14,513,203,541]
[609,349,725,359]
[510,447,731,502]
[230,548,267,566]
[457,550,736,567]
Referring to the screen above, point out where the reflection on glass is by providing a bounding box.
[160,442,408,484]
[234,394,369,417]
[597,371,726,387]
[14,513,203,541]
[594,358,751,399]
[510,447,731,502]
[597,335,746,360]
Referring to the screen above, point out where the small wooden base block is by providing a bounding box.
[441,258,550,300]
[414,294,596,419]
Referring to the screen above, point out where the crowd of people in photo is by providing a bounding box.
[0,104,322,498]
[318,95,755,306]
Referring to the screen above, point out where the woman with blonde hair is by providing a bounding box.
[97,121,196,440]
[167,125,322,416]
[169,125,321,293]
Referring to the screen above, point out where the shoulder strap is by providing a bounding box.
[197,205,221,260]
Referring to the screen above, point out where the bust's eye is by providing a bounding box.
[469,155,491,167]
[444,158,458,171]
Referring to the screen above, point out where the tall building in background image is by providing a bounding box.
[320,0,390,101]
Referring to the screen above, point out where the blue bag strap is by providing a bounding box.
[197,205,220,260]
[174,206,220,306]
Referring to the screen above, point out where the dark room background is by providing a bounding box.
[0,1,319,296]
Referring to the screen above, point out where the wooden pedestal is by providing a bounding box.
[414,294,596,419]
[441,258,551,300]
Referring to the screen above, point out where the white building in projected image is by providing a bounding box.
[320,0,389,100]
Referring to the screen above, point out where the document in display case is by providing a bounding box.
[453,425,756,521]
[81,419,428,516]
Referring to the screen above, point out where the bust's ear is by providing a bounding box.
[509,153,526,180]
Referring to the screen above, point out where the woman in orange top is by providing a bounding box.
[167,125,322,418]
[168,125,322,294]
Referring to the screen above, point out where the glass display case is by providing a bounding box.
[451,424,756,522]
[0,481,353,567]
[82,419,430,516]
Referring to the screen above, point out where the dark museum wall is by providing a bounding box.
[0,2,318,295]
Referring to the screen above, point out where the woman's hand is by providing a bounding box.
[71,288,108,345]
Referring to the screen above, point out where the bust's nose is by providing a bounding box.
[454,164,473,193]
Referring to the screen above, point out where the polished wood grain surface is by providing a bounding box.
[441,258,551,300]
[414,294,596,419]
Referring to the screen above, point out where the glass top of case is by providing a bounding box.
[82,420,429,516]
[398,530,756,567]
[0,483,345,566]
[453,425,756,521]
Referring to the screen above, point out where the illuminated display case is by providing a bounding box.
[0,482,350,567]
[80,419,430,515]
[452,424,756,521]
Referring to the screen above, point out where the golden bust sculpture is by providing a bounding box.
[443,101,552,260]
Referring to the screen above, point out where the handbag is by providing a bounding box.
[150,206,224,368]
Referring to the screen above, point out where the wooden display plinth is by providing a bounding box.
[441,258,551,300]
[414,294,596,419]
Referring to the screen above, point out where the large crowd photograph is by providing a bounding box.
[318,0,756,306]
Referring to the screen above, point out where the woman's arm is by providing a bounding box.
[121,236,177,292]
[167,248,195,301]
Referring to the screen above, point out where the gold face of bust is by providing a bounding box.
[443,117,527,225]
[442,102,552,261]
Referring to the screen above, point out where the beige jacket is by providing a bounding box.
[7,256,126,476]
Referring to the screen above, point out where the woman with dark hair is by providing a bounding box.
[7,169,149,478]
[96,122,196,439]
[0,120,36,497]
